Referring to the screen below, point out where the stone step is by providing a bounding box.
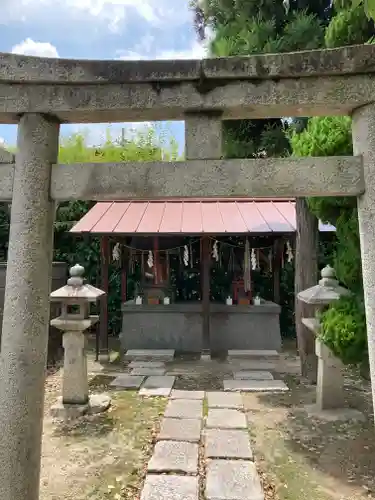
[224,379,289,392]
[124,349,175,361]
[148,440,199,475]
[204,428,253,460]
[233,371,274,380]
[138,375,175,397]
[205,460,264,500]
[141,475,199,500]
[227,349,279,359]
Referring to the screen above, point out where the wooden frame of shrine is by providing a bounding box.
[71,198,334,358]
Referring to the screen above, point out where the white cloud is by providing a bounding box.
[11,38,59,57]
[117,37,209,61]
[1,0,191,32]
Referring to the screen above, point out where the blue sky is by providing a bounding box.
[0,0,209,153]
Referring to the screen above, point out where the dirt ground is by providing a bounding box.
[245,367,375,500]
[40,340,375,500]
[41,370,166,500]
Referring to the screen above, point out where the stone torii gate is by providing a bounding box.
[0,44,374,499]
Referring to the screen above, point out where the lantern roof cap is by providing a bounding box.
[297,265,350,305]
[50,263,105,302]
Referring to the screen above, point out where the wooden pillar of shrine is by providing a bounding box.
[201,236,211,349]
[99,235,110,362]
[273,238,283,305]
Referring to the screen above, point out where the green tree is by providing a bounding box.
[192,0,333,380]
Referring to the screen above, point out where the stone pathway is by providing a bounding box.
[140,389,264,500]
[110,351,289,394]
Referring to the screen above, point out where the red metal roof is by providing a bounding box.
[70,200,335,235]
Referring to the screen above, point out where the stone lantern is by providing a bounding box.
[49,263,111,418]
[297,265,363,421]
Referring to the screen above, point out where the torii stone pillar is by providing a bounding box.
[352,103,375,425]
[0,114,60,500]
[184,111,222,354]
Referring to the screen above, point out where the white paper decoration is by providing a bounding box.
[147,250,154,268]
[112,243,121,262]
[212,240,219,262]
[251,248,257,270]
[286,241,294,263]
[183,245,189,266]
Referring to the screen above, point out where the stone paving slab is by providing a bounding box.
[207,391,244,409]
[165,399,203,419]
[233,371,274,380]
[231,360,276,371]
[109,374,145,389]
[206,408,247,429]
[206,460,264,500]
[224,379,289,392]
[125,349,175,361]
[141,475,199,500]
[204,429,253,459]
[170,390,205,400]
[159,417,202,443]
[131,367,166,376]
[128,361,166,368]
[228,349,278,358]
[139,376,175,397]
[148,440,199,474]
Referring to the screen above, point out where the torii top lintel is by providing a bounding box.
[0,44,374,124]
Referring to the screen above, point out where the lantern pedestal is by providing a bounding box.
[303,320,364,422]
[49,264,110,419]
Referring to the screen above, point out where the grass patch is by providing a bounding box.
[243,373,375,500]
[41,391,166,500]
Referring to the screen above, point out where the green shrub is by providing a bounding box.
[319,295,367,365]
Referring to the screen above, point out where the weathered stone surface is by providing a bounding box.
[206,409,247,429]
[224,380,289,392]
[139,376,175,397]
[185,113,222,160]
[233,360,276,371]
[130,368,166,376]
[204,429,253,459]
[228,350,279,358]
[233,371,274,380]
[351,104,375,426]
[87,394,111,414]
[50,398,88,419]
[305,404,365,422]
[60,330,89,405]
[158,418,202,443]
[0,113,60,500]
[124,349,174,361]
[0,74,373,125]
[141,475,199,500]
[49,156,363,203]
[206,460,264,500]
[148,441,199,474]
[3,46,375,85]
[128,361,165,368]
[165,399,203,419]
[207,392,244,409]
[110,374,145,389]
[50,394,111,419]
[170,390,205,400]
